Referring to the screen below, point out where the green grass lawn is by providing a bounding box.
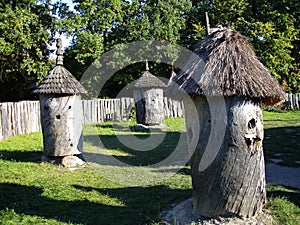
[0,112,299,224]
[263,110,300,167]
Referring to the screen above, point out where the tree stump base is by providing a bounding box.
[41,154,86,170]
[161,198,274,225]
[185,96,266,218]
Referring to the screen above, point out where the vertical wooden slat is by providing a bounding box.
[122,97,128,120]
[113,99,117,120]
[14,102,21,135]
[87,100,92,124]
[35,101,40,132]
[285,93,289,110]
[168,98,172,118]
[120,98,124,120]
[38,101,42,131]
[28,101,33,133]
[108,99,112,120]
[163,97,167,118]
[116,99,121,121]
[169,98,173,118]
[90,100,95,124]
[84,100,88,124]
[95,99,100,123]
[99,99,103,122]
[24,101,29,134]
[90,100,93,124]
[31,101,37,132]
[9,102,15,137]
[20,101,25,134]
[294,94,299,110]
[180,100,184,116]
[82,100,86,124]
[289,93,293,110]
[113,99,117,121]
[83,100,90,125]
[2,103,9,139]
[35,101,41,132]
[105,99,109,121]
[98,99,102,122]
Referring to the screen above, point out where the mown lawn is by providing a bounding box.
[263,110,300,167]
[0,112,299,225]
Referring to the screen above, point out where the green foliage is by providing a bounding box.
[0,0,56,101]
[188,0,300,92]
[0,0,299,100]
[62,0,191,97]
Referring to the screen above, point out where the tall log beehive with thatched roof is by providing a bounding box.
[35,39,87,159]
[166,26,285,218]
[130,61,166,126]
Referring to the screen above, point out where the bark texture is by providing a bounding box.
[133,88,164,126]
[185,96,266,217]
[40,94,84,156]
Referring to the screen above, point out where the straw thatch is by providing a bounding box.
[35,38,86,95]
[166,26,285,105]
[130,70,167,89]
[34,65,87,95]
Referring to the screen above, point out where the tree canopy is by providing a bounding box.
[0,0,58,101]
[0,0,299,101]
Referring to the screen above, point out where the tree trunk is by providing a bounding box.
[184,96,266,217]
[133,88,164,126]
[40,94,84,157]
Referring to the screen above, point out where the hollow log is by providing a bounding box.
[133,88,164,126]
[185,96,266,217]
[40,94,83,157]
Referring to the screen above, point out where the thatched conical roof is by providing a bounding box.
[130,61,166,89]
[166,26,285,105]
[34,39,87,95]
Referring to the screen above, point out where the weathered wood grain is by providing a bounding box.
[40,95,84,157]
[185,96,266,217]
[133,88,165,126]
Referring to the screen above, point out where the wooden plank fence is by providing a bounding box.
[285,93,300,110]
[0,98,184,141]
[0,94,298,141]
[0,101,41,141]
[81,97,184,124]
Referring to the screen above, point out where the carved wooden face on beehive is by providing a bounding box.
[230,100,264,154]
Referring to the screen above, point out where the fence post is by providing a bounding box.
[13,102,21,136]
[294,94,299,110]
[1,103,9,139]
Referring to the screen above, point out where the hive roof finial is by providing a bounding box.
[145,60,149,71]
[56,38,63,66]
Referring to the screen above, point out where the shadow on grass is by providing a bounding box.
[264,126,300,166]
[0,182,191,225]
[267,186,300,207]
[0,150,41,162]
[84,131,188,166]
[153,167,191,176]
